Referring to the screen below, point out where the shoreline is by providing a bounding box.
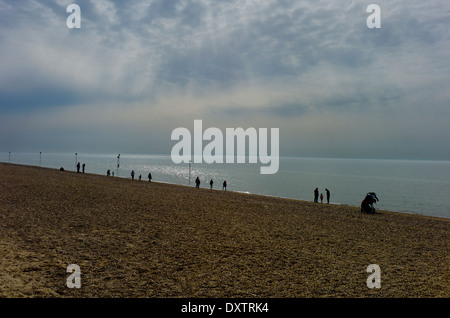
[1,162,449,297]
[1,161,447,221]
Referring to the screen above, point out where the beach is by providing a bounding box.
[0,162,448,298]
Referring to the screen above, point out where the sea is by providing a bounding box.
[1,152,449,219]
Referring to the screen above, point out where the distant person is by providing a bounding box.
[314,187,319,203]
[112,171,114,177]
[195,177,200,188]
[320,193,323,203]
[361,192,379,213]
[82,163,85,174]
[76,162,81,173]
[139,174,142,181]
[107,169,110,176]
[210,179,214,189]
[60,167,65,171]
[223,180,227,191]
[325,188,330,204]
[131,170,135,180]
[148,173,152,182]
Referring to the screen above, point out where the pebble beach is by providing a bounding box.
[0,162,448,298]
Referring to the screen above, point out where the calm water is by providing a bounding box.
[1,152,449,219]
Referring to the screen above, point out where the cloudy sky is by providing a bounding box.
[1,0,449,159]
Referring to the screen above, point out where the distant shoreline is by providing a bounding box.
[2,161,447,221]
[2,152,450,163]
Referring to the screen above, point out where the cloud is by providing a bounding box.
[0,0,449,158]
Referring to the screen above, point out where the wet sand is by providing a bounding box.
[0,162,448,298]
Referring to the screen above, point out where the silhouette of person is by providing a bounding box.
[148,173,152,182]
[325,188,330,204]
[107,169,110,176]
[362,192,379,213]
[365,192,379,204]
[112,171,114,177]
[131,170,135,180]
[223,180,227,191]
[320,193,323,203]
[82,163,85,174]
[139,174,141,181]
[76,162,81,173]
[195,177,200,188]
[314,188,319,203]
[210,179,214,189]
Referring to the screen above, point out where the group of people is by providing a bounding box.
[129,170,152,182]
[76,162,323,201]
[314,187,330,204]
[103,168,230,191]
[196,177,227,191]
[76,162,86,174]
[71,163,361,209]
[125,171,227,190]
[74,163,380,212]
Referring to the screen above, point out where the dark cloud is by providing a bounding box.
[0,0,449,159]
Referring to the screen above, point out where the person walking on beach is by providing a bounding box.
[210,179,214,189]
[82,163,85,174]
[223,180,227,191]
[148,173,152,182]
[326,188,330,204]
[76,162,81,173]
[107,169,110,176]
[131,170,135,180]
[314,187,319,203]
[139,174,141,181]
[195,177,200,188]
[320,193,323,203]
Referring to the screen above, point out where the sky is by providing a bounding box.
[0,0,449,159]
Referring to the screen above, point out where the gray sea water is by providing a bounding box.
[2,152,449,219]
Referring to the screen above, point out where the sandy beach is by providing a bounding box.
[0,162,448,298]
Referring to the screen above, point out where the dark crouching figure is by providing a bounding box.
[361,192,379,214]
